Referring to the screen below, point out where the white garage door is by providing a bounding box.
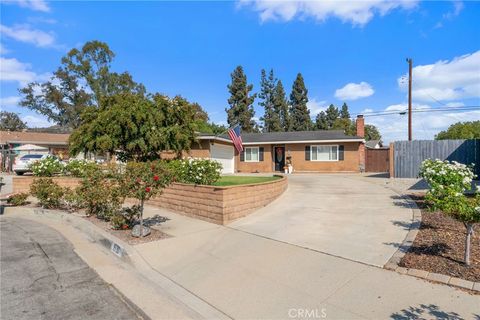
[210,144,235,174]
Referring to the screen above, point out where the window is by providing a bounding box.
[311,145,338,161]
[245,147,259,162]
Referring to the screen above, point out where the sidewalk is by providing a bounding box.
[4,205,479,319]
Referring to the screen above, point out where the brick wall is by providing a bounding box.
[13,175,288,225]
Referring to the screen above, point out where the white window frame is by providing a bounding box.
[310,145,339,162]
[244,147,260,162]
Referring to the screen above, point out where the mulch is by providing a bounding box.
[83,215,170,246]
[399,194,480,282]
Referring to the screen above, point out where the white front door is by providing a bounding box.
[210,144,234,174]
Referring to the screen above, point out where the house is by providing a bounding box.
[189,115,366,174]
[365,140,384,149]
[0,130,70,158]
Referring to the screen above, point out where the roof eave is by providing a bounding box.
[242,139,365,145]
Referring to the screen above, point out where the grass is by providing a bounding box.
[213,175,281,186]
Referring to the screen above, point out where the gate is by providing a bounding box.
[365,148,389,172]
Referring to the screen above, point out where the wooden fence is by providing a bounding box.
[391,140,480,178]
[365,148,390,172]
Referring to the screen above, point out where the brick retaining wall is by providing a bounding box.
[12,175,288,225]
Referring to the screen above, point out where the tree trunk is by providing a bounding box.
[140,198,144,237]
[464,223,474,266]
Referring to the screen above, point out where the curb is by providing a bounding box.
[381,189,480,294]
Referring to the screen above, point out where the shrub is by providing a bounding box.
[6,193,28,206]
[168,159,222,185]
[111,205,141,230]
[30,156,63,177]
[30,178,64,208]
[62,187,85,212]
[76,169,123,221]
[63,159,99,177]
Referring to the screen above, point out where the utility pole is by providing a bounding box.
[406,58,413,141]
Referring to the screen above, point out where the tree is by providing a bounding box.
[69,93,197,161]
[340,102,350,119]
[364,124,381,141]
[435,121,480,140]
[315,111,328,130]
[226,66,257,132]
[289,73,311,131]
[0,111,27,131]
[325,104,340,129]
[259,69,281,132]
[332,118,356,136]
[19,40,144,129]
[273,80,291,132]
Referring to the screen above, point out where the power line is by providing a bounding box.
[354,106,480,118]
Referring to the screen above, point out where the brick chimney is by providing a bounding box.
[356,115,365,138]
[356,115,365,172]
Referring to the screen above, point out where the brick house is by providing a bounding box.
[190,116,366,174]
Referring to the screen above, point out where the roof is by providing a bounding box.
[198,130,364,145]
[0,131,70,146]
[365,140,382,149]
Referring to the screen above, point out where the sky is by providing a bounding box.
[1,0,479,143]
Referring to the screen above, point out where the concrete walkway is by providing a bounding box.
[231,174,414,267]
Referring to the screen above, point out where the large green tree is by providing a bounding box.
[0,111,27,131]
[226,66,257,132]
[364,124,382,141]
[289,73,311,131]
[19,40,144,129]
[315,111,328,130]
[273,80,291,132]
[325,104,340,129]
[69,93,197,160]
[340,102,350,119]
[435,121,480,140]
[259,69,281,132]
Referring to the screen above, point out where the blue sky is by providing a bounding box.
[1,0,479,142]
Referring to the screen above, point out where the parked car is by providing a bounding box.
[13,154,59,175]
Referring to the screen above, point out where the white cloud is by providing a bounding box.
[307,98,328,115]
[239,0,418,26]
[365,103,479,143]
[0,96,21,107]
[0,24,55,48]
[398,51,480,101]
[22,115,53,128]
[335,81,374,100]
[0,43,9,54]
[3,0,50,12]
[0,56,49,86]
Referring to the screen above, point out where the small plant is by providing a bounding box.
[30,155,63,177]
[63,159,99,177]
[30,178,64,208]
[6,193,29,206]
[111,205,141,230]
[168,159,222,185]
[62,187,85,212]
[121,161,172,237]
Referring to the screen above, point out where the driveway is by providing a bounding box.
[230,174,413,267]
[0,217,143,320]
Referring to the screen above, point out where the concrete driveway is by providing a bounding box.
[230,174,413,267]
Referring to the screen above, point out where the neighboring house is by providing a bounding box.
[365,140,384,149]
[0,130,70,158]
[190,116,366,174]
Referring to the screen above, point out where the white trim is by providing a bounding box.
[242,139,364,145]
[197,136,233,143]
[310,145,339,162]
[244,147,260,162]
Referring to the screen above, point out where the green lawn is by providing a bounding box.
[213,175,281,186]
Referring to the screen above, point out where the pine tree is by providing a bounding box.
[226,66,257,132]
[273,80,291,132]
[340,102,350,119]
[315,111,328,130]
[259,69,281,132]
[325,104,339,129]
[289,73,312,131]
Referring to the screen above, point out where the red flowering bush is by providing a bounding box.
[121,161,173,236]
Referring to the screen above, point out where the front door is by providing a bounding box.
[274,146,285,172]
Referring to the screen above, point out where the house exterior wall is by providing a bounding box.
[235,142,362,173]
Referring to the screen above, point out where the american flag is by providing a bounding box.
[228,125,243,153]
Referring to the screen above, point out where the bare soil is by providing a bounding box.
[400,194,480,282]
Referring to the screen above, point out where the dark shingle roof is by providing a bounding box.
[197,130,363,144]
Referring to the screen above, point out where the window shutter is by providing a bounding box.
[259,147,264,161]
[305,146,311,161]
[339,145,344,161]
[240,150,245,162]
